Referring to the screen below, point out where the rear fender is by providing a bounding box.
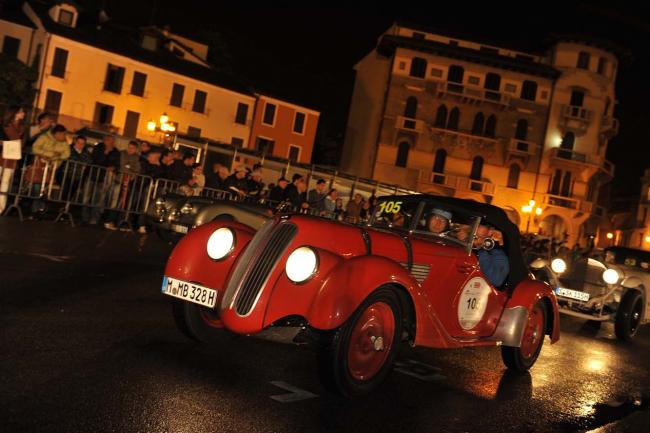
[504,279,560,344]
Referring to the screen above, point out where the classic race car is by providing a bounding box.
[530,246,649,341]
[147,193,271,239]
[161,194,560,396]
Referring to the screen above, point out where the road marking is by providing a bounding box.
[24,253,73,262]
[394,359,446,382]
[269,381,318,403]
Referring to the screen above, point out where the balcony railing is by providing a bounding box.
[431,80,511,106]
[424,171,458,188]
[544,194,580,210]
[549,147,602,166]
[396,116,425,133]
[457,177,495,195]
[600,116,619,135]
[562,105,593,122]
[600,159,615,177]
[507,138,539,156]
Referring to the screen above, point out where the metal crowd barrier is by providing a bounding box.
[1,157,375,230]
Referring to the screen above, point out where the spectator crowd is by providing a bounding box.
[1,107,381,232]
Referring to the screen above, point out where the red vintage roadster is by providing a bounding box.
[162,195,560,396]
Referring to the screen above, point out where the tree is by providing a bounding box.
[0,53,37,111]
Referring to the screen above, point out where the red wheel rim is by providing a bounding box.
[520,305,544,359]
[347,301,396,381]
[199,307,224,328]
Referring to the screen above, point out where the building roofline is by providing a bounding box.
[377,35,561,79]
[546,33,633,63]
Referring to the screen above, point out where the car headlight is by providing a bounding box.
[602,268,619,285]
[155,197,165,207]
[206,227,236,260]
[285,246,318,283]
[551,258,567,274]
[180,203,194,214]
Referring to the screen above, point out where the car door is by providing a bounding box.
[450,253,510,338]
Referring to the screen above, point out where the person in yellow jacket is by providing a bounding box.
[32,124,70,162]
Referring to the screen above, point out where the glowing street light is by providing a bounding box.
[522,199,543,233]
[147,113,176,145]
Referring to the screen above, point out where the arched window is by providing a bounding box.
[577,51,590,69]
[558,132,575,159]
[484,115,497,137]
[470,156,484,191]
[434,105,448,128]
[507,164,520,189]
[409,57,427,79]
[521,80,537,101]
[515,119,528,140]
[432,148,447,184]
[447,107,460,130]
[404,97,418,118]
[484,73,501,101]
[561,171,572,197]
[472,112,485,135]
[396,141,410,167]
[570,90,585,107]
[549,169,562,195]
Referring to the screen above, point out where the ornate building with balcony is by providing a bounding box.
[341,22,622,245]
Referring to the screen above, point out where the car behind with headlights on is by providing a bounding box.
[530,246,650,340]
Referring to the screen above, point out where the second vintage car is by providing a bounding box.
[161,194,560,396]
[530,246,649,341]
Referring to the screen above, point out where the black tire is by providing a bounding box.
[615,290,644,341]
[317,287,403,397]
[171,300,228,343]
[502,301,547,372]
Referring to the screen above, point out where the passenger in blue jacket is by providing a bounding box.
[474,224,510,287]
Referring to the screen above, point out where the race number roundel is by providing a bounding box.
[457,277,490,330]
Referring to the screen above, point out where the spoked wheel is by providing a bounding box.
[317,287,403,397]
[502,301,547,371]
[615,290,644,342]
[172,300,227,343]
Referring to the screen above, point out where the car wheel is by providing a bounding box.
[501,301,547,372]
[615,290,644,341]
[171,300,227,343]
[317,287,403,397]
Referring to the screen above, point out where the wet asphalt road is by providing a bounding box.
[1,217,649,433]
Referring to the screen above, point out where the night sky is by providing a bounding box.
[83,1,650,198]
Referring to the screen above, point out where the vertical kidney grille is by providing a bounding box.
[234,223,297,315]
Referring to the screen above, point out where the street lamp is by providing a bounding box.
[147,113,176,146]
[521,199,543,233]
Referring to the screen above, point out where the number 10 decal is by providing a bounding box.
[458,277,490,330]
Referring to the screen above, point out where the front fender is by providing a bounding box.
[164,220,256,295]
[504,279,560,344]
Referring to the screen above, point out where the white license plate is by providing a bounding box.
[162,276,217,308]
[556,287,590,302]
[171,224,188,234]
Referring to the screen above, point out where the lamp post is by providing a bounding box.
[146,113,176,147]
[521,199,543,233]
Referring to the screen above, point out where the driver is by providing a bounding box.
[474,224,509,287]
[427,208,452,234]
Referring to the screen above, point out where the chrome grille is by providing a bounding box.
[234,222,297,316]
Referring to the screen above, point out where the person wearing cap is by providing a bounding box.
[224,165,248,197]
[428,208,452,234]
[307,178,328,212]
